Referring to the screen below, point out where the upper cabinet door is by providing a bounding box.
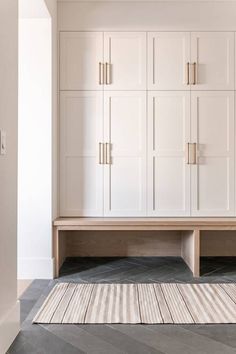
[147,91,191,216]
[148,32,191,90]
[104,32,146,90]
[104,91,146,216]
[60,32,103,90]
[191,32,234,90]
[191,91,235,216]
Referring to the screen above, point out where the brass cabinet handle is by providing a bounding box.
[192,142,197,164]
[193,62,197,85]
[186,143,197,165]
[105,63,111,85]
[99,143,104,164]
[105,143,111,164]
[186,63,190,85]
[186,143,190,164]
[190,63,194,85]
[99,63,104,85]
[190,62,197,85]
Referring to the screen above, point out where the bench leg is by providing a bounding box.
[181,229,200,277]
[53,227,59,278]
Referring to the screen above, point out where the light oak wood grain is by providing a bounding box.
[201,231,236,256]
[54,217,236,228]
[66,231,181,257]
[53,218,236,278]
[181,229,200,277]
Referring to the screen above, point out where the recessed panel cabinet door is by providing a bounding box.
[148,32,190,90]
[104,32,146,90]
[60,32,103,90]
[191,91,235,216]
[104,92,146,216]
[191,32,234,90]
[60,91,103,216]
[148,92,191,216]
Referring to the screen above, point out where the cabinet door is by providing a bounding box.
[148,92,191,216]
[191,32,234,90]
[191,91,235,216]
[60,32,103,90]
[104,32,146,90]
[104,91,146,216]
[60,91,103,216]
[148,32,190,90]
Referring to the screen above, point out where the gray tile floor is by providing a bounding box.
[8,257,236,354]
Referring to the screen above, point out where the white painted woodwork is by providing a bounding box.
[191,91,235,216]
[148,91,191,216]
[104,32,146,90]
[148,32,190,90]
[191,32,234,90]
[58,2,236,32]
[60,32,103,90]
[60,91,104,216]
[59,30,236,218]
[104,91,146,216]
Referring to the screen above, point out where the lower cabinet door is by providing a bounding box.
[60,91,104,216]
[147,91,191,216]
[191,91,235,216]
[104,91,147,216]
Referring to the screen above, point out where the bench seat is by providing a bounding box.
[53,217,236,278]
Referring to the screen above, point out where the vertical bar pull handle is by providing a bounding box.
[187,143,197,165]
[186,143,190,164]
[191,62,197,85]
[192,142,197,164]
[99,63,104,85]
[99,143,104,164]
[186,63,190,85]
[193,62,197,85]
[105,63,111,85]
[105,143,111,164]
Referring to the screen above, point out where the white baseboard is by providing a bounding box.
[18,257,54,279]
[0,301,20,354]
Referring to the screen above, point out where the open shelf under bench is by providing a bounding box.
[53,218,236,278]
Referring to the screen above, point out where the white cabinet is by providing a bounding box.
[104,32,146,90]
[191,91,235,216]
[104,91,146,216]
[148,92,191,216]
[60,91,146,217]
[148,31,235,91]
[148,32,191,90]
[60,32,103,90]
[60,31,146,90]
[191,32,234,90]
[60,91,104,216]
[59,30,236,217]
[148,91,235,216]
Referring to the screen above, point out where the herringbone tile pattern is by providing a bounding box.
[8,257,236,354]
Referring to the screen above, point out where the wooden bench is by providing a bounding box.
[53,218,236,278]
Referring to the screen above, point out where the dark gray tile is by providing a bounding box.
[79,324,162,354]
[22,324,85,354]
[147,325,236,354]
[8,333,41,354]
[42,324,123,354]
[9,256,236,354]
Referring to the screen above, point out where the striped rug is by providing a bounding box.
[33,283,236,324]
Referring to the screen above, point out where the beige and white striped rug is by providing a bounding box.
[33,283,236,324]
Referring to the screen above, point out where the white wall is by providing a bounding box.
[18,0,57,279]
[58,1,236,30]
[18,18,53,279]
[44,0,58,220]
[0,0,19,352]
